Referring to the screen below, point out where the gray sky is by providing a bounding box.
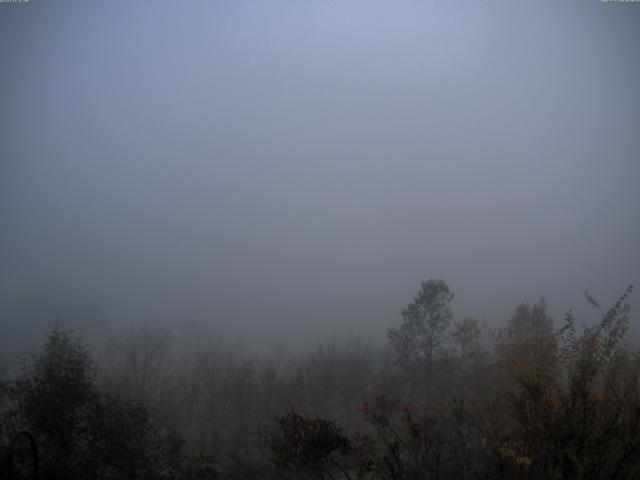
[1,0,639,349]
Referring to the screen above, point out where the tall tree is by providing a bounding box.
[387,279,454,404]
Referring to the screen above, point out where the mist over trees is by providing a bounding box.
[1,281,638,479]
[2,1,639,479]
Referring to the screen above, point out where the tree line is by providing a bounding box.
[1,280,638,479]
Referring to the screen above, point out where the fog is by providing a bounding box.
[1,0,639,351]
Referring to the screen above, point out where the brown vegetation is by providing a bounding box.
[1,282,638,479]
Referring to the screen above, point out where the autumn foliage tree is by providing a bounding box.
[274,284,640,480]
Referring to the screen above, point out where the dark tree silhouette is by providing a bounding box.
[3,326,175,480]
[387,279,454,404]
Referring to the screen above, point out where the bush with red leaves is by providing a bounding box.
[271,409,352,478]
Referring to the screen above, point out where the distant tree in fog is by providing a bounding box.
[103,324,174,401]
[387,279,454,403]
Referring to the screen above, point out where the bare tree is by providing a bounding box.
[103,324,174,406]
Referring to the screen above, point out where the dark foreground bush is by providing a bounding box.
[0,326,180,480]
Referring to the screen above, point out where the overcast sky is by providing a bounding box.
[1,0,639,349]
